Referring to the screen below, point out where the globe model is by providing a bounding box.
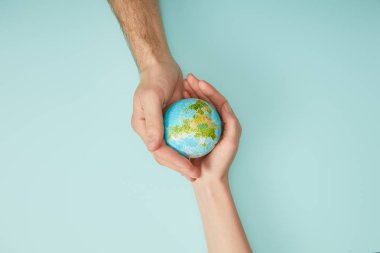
[164,98,222,158]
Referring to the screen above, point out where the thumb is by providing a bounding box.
[141,91,164,151]
[219,101,242,150]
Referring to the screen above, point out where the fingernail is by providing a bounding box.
[188,73,196,80]
[199,81,207,90]
[224,102,232,113]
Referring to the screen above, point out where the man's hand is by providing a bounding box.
[132,61,181,150]
[108,0,200,179]
[132,61,201,179]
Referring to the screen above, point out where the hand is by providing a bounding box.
[182,74,242,184]
[131,60,201,179]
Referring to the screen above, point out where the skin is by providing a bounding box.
[184,74,252,253]
[108,1,252,251]
[108,0,199,179]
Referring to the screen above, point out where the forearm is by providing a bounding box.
[193,178,252,253]
[108,0,173,71]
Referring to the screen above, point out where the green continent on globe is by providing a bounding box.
[169,100,218,142]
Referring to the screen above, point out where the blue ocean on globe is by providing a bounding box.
[164,98,222,158]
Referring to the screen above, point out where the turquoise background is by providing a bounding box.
[1,0,379,252]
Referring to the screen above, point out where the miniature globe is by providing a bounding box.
[164,98,222,158]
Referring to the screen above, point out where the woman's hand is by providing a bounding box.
[182,73,242,183]
[183,74,251,253]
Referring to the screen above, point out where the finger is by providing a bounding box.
[218,101,242,149]
[140,91,164,151]
[180,173,196,182]
[184,175,196,182]
[183,90,191,98]
[183,79,197,98]
[154,156,195,182]
[198,80,227,112]
[153,144,201,178]
[196,80,241,147]
[131,111,147,141]
[185,74,212,104]
[154,155,183,175]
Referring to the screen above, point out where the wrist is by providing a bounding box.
[139,51,175,73]
[192,176,230,192]
[192,177,231,207]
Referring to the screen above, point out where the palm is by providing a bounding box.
[183,74,241,181]
[190,143,232,180]
[132,62,204,180]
